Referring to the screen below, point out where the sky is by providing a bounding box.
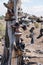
[0,0,43,16]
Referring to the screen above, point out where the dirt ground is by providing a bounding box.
[20,23,43,64]
[0,20,43,65]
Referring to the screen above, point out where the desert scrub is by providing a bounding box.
[0,22,6,39]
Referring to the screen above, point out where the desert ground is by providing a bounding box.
[0,20,43,65]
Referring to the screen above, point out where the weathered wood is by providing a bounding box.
[3,0,22,65]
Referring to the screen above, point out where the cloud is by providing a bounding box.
[0,0,8,16]
[0,3,7,16]
[22,0,31,3]
[21,0,43,16]
[0,0,43,16]
[22,5,43,16]
[0,0,8,3]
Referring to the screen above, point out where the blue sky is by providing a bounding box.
[0,0,43,16]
